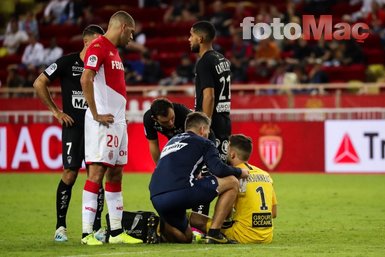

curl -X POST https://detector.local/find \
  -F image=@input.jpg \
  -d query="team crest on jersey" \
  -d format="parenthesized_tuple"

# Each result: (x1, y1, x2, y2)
(45, 63, 57, 76)
(87, 55, 98, 67)
(258, 123, 283, 171)
(67, 156, 72, 164)
(108, 150, 114, 160)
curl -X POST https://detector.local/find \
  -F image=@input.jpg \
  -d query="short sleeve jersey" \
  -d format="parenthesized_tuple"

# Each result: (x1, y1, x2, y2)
(194, 50, 231, 116)
(143, 103, 192, 140)
(83, 36, 127, 124)
(232, 163, 277, 243)
(43, 52, 86, 127)
(149, 132, 241, 197)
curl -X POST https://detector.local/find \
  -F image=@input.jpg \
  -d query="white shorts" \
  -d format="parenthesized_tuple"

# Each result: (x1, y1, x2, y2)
(84, 116, 128, 166)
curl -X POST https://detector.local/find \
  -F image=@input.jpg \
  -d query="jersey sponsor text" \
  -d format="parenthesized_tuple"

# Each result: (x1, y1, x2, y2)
(160, 142, 187, 159)
(216, 102, 230, 113)
(111, 60, 124, 71)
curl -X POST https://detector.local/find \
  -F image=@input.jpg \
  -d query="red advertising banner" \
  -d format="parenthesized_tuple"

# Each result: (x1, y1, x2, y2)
(0, 122, 324, 173)
(1, 94, 385, 112)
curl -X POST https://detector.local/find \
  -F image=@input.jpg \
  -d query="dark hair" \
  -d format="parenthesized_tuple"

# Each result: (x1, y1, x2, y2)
(192, 21, 216, 42)
(150, 98, 173, 117)
(185, 112, 211, 130)
(82, 24, 105, 37)
(229, 134, 252, 161)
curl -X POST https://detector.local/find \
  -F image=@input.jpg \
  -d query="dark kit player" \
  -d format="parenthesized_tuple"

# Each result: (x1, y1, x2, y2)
(188, 20, 232, 216)
(143, 98, 191, 164)
(189, 20, 232, 162)
(33, 25, 106, 242)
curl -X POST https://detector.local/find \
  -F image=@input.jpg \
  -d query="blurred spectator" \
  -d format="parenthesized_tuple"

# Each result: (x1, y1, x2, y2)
(349, 0, 385, 21)
(270, 62, 287, 85)
(80, 6, 105, 29)
(303, 0, 335, 15)
(5, 65, 25, 97)
(21, 34, 44, 69)
(208, 0, 232, 36)
(61, 0, 85, 25)
(19, 11, 39, 38)
(42, 38, 63, 66)
(309, 62, 329, 83)
(324, 40, 364, 67)
(364, 0, 385, 32)
(125, 51, 162, 84)
(1, 18, 29, 56)
(229, 32, 253, 62)
(282, 1, 301, 24)
(229, 2, 254, 35)
(163, 0, 203, 23)
(252, 38, 281, 68)
(141, 51, 163, 84)
(230, 56, 248, 83)
(159, 54, 194, 86)
(43, 0, 69, 24)
(286, 38, 313, 65)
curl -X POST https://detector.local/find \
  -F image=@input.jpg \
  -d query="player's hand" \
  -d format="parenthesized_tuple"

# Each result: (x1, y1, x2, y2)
(95, 114, 114, 127)
(240, 168, 249, 179)
(54, 111, 74, 127)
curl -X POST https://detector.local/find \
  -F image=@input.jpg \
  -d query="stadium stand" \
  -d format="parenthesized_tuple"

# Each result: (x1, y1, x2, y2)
(1, 0, 385, 92)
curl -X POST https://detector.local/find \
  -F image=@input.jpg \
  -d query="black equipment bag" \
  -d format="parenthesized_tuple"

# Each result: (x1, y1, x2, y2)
(106, 211, 160, 244)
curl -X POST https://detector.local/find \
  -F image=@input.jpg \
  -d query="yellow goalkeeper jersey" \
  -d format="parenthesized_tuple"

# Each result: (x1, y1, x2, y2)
(224, 163, 277, 243)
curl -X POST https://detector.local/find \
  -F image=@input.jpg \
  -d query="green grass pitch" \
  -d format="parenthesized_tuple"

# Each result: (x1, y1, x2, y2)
(0, 172, 384, 257)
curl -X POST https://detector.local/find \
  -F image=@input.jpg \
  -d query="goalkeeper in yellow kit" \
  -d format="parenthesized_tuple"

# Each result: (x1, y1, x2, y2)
(190, 134, 277, 243)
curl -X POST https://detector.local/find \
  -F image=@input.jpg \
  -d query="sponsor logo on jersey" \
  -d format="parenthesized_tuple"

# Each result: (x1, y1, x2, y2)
(108, 150, 113, 160)
(72, 65, 83, 75)
(160, 141, 187, 159)
(45, 63, 57, 76)
(259, 123, 282, 170)
(111, 60, 124, 71)
(67, 156, 72, 164)
(216, 102, 230, 113)
(72, 95, 88, 109)
(87, 55, 98, 67)
(252, 213, 272, 227)
(334, 134, 360, 163)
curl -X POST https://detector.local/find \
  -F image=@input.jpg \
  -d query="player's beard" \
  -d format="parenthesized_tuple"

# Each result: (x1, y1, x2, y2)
(191, 43, 200, 53)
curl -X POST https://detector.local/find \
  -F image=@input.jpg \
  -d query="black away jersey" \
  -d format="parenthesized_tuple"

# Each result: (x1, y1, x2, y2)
(143, 103, 192, 140)
(44, 52, 87, 127)
(194, 50, 231, 116)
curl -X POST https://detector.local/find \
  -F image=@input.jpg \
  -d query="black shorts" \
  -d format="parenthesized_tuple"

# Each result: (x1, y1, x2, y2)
(62, 125, 85, 170)
(210, 114, 231, 161)
(151, 176, 219, 233)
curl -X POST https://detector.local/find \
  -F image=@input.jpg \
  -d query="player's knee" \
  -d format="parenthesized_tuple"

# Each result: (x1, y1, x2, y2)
(228, 175, 240, 191)
(62, 168, 78, 185)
